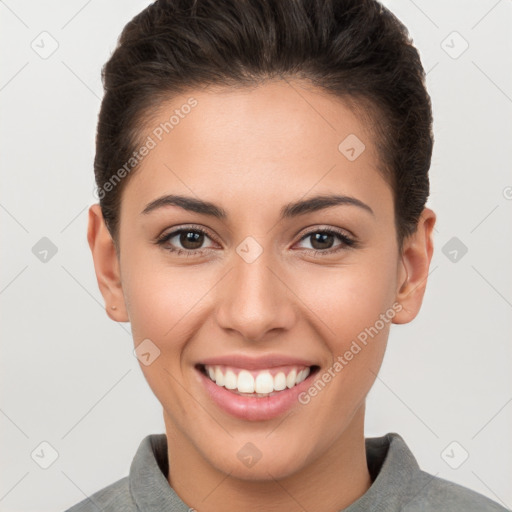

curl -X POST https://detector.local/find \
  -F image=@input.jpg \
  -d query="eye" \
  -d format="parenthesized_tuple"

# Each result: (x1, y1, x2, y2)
(295, 228, 357, 255)
(155, 225, 358, 258)
(155, 226, 217, 256)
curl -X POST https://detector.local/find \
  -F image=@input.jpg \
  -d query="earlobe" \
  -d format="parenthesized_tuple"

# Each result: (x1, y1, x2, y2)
(87, 204, 129, 322)
(392, 207, 436, 325)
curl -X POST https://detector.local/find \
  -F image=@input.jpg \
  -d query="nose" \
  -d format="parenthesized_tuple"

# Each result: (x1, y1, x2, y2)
(215, 248, 297, 342)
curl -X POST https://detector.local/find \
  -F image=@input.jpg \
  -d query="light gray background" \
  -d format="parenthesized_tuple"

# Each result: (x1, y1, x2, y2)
(1, 1, 511, 511)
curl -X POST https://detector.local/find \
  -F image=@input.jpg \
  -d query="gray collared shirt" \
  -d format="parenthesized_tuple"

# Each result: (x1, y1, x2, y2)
(65, 432, 507, 511)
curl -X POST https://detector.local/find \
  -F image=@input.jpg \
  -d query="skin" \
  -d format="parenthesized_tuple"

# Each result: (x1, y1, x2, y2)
(88, 79, 436, 512)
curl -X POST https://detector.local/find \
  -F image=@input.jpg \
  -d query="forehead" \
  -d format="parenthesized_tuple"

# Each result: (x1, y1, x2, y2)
(121, 79, 393, 224)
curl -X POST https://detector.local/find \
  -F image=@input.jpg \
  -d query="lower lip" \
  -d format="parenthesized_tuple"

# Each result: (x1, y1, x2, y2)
(197, 368, 315, 421)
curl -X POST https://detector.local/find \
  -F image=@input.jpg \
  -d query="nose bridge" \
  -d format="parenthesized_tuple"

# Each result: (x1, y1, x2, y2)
(215, 245, 295, 341)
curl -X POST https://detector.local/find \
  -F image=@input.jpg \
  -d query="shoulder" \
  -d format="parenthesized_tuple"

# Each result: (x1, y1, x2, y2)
(403, 469, 508, 512)
(63, 476, 137, 512)
(363, 433, 507, 512)
(63, 433, 170, 512)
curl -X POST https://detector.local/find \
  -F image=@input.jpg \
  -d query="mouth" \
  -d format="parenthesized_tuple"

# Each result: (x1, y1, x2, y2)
(196, 363, 320, 398)
(194, 351, 323, 421)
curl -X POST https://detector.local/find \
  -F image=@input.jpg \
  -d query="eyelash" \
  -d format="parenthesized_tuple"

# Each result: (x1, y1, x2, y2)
(154, 225, 358, 258)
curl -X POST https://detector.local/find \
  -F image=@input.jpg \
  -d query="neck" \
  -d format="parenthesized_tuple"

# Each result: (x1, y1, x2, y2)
(165, 405, 371, 512)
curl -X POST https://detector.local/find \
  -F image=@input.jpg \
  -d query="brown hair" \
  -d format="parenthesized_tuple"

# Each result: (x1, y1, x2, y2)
(94, 0, 433, 251)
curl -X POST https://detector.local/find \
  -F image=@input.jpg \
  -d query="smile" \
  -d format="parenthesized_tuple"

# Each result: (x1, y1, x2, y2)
(196, 359, 320, 421)
(202, 364, 312, 396)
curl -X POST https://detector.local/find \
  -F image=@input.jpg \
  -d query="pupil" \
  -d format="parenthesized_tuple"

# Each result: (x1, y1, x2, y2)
(311, 233, 332, 250)
(177, 231, 334, 251)
(181, 231, 203, 249)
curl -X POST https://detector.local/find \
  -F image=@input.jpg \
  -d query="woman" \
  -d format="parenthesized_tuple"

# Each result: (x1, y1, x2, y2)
(67, 0, 506, 510)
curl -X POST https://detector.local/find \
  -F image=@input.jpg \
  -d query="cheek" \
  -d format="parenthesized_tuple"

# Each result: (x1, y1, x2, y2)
(291, 255, 398, 405)
(125, 268, 204, 344)
(121, 262, 211, 413)
(123, 241, 399, 348)
(294, 256, 398, 344)
(291, 266, 395, 431)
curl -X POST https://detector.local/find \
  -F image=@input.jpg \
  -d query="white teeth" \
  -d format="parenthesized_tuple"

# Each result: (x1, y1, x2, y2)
(204, 365, 311, 395)
(237, 370, 255, 393)
(274, 372, 287, 391)
(224, 369, 237, 390)
(215, 367, 225, 386)
(297, 367, 310, 383)
(254, 372, 274, 394)
(286, 369, 297, 389)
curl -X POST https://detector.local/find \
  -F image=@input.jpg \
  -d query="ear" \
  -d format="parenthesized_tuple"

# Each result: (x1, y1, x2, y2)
(87, 204, 129, 322)
(392, 207, 436, 324)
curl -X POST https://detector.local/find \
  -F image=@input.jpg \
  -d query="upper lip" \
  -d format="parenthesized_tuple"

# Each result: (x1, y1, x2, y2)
(198, 354, 317, 370)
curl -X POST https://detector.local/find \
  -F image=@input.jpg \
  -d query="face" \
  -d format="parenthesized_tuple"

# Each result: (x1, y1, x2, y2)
(89, 79, 435, 482)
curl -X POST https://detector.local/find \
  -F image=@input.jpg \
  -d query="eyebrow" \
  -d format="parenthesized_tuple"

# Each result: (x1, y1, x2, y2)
(141, 193, 374, 219)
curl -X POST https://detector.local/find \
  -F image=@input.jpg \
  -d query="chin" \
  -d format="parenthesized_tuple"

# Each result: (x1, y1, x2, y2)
(202, 433, 313, 482)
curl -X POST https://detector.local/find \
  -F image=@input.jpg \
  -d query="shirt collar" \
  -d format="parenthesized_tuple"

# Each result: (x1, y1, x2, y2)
(344, 432, 420, 511)
(129, 433, 190, 511)
(129, 432, 420, 511)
